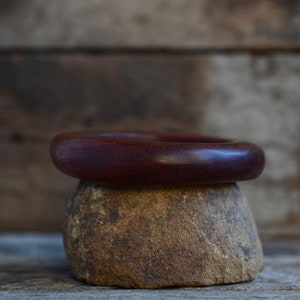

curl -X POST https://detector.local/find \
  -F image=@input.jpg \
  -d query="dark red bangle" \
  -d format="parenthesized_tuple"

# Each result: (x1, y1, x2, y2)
(50, 131, 265, 187)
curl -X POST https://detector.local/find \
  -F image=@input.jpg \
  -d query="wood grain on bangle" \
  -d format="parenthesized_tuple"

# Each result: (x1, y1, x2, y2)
(50, 131, 265, 187)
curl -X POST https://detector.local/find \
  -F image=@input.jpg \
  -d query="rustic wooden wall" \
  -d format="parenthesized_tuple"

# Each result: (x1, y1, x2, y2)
(1, 0, 300, 237)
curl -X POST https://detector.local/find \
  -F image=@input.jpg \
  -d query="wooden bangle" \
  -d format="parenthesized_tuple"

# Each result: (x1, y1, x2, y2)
(50, 131, 265, 187)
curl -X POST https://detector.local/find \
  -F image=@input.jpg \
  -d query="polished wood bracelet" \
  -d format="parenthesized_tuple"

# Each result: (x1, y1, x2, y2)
(50, 131, 265, 187)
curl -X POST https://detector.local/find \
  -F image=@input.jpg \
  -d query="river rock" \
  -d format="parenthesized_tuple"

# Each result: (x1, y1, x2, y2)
(63, 181, 264, 288)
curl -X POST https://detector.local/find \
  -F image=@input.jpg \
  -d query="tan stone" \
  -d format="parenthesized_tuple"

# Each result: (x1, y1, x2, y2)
(63, 181, 264, 288)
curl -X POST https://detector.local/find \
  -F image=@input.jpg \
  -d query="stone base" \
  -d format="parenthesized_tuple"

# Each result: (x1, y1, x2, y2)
(63, 181, 264, 288)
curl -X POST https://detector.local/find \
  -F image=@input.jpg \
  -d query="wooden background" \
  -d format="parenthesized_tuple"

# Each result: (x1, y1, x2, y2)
(1, 0, 300, 237)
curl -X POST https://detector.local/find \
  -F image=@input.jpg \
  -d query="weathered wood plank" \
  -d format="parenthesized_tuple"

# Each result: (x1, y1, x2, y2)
(0, 54, 206, 141)
(1, 54, 300, 233)
(0, 0, 300, 49)
(0, 234, 300, 299)
(0, 143, 74, 231)
(1, 290, 300, 300)
(205, 54, 300, 230)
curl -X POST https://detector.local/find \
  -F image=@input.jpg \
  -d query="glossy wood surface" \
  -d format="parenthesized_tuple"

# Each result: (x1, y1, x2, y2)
(50, 132, 265, 187)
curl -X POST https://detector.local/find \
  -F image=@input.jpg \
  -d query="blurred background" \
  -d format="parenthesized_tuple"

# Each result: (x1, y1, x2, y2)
(0, 0, 300, 240)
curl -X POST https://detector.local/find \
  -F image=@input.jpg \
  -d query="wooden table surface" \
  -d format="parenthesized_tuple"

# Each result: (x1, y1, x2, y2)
(0, 233, 300, 299)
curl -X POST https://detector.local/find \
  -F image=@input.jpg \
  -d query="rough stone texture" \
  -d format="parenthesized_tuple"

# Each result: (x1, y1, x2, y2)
(63, 181, 264, 288)
(1, 0, 300, 49)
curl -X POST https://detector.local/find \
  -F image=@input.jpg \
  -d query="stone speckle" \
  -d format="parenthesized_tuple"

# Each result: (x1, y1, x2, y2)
(63, 181, 264, 288)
